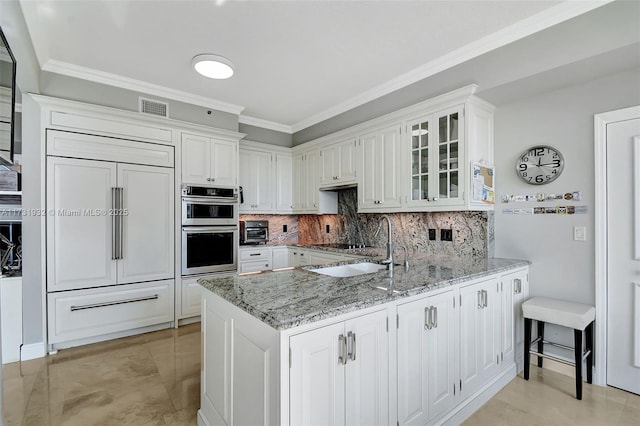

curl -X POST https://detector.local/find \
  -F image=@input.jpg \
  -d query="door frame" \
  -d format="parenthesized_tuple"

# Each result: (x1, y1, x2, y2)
(594, 105, 640, 386)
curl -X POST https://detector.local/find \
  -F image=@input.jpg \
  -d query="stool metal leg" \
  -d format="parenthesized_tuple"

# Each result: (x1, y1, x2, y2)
(586, 321, 594, 384)
(574, 329, 583, 400)
(524, 318, 532, 380)
(537, 321, 545, 368)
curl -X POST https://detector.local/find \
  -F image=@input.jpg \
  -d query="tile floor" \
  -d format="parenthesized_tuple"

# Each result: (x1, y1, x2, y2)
(3, 323, 639, 425)
(2, 323, 200, 426)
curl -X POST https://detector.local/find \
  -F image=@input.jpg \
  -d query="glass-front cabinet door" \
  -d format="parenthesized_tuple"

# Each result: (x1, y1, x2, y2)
(407, 105, 465, 208)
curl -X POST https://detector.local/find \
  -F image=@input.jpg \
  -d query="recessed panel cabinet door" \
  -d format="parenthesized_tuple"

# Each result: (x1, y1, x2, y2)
(344, 310, 389, 426)
(46, 157, 118, 291)
(181, 133, 212, 185)
(426, 291, 455, 421)
(117, 163, 174, 284)
(211, 138, 237, 187)
(290, 323, 346, 426)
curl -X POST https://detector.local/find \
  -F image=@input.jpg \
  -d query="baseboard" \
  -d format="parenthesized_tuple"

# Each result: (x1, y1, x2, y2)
(21, 342, 46, 361)
(439, 364, 517, 426)
(49, 322, 172, 352)
(178, 315, 201, 327)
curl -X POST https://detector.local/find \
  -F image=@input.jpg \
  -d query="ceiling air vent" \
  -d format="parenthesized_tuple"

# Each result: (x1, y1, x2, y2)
(139, 97, 169, 118)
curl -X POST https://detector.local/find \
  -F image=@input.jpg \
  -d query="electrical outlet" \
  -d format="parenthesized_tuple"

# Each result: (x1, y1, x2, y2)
(326, 224, 330, 233)
(282, 224, 287, 233)
(573, 226, 586, 241)
(428, 229, 436, 240)
(441, 229, 453, 242)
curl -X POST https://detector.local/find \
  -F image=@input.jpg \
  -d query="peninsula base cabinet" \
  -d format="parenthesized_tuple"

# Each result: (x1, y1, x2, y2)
(199, 266, 528, 426)
(290, 310, 389, 426)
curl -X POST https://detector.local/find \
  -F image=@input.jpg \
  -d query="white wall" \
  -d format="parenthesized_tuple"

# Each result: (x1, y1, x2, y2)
(494, 68, 640, 345)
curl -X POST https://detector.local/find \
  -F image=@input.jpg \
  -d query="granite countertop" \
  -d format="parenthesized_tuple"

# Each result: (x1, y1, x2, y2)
(199, 254, 529, 331)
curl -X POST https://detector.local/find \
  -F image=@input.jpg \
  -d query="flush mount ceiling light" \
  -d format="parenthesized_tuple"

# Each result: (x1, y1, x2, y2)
(192, 54, 234, 79)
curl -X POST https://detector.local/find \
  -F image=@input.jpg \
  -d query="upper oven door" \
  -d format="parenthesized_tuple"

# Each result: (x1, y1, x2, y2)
(182, 197, 237, 226)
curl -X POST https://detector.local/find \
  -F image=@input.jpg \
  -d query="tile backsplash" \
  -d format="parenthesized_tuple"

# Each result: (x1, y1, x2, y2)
(299, 188, 493, 257)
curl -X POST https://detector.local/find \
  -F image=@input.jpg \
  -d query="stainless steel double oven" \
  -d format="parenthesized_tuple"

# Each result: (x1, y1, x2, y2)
(181, 185, 238, 276)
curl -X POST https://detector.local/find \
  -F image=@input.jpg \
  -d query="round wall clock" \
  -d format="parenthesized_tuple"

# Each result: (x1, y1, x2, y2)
(515, 145, 564, 185)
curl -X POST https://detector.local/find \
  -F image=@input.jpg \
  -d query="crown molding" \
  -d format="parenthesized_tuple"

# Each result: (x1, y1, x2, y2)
(238, 114, 293, 134)
(290, 0, 614, 133)
(41, 59, 246, 116)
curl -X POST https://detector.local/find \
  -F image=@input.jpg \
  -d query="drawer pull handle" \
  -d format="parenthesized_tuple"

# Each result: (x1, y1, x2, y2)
(70, 294, 159, 311)
(249, 253, 261, 256)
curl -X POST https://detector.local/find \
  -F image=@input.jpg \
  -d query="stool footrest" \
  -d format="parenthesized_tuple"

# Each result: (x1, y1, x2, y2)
(529, 339, 574, 352)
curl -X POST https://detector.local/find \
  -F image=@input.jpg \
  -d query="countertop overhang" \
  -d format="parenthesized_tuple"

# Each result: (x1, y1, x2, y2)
(199, 248, 529, 331)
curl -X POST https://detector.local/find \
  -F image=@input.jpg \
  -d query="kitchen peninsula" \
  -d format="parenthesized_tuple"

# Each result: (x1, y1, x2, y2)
(197, 250, 529, 426)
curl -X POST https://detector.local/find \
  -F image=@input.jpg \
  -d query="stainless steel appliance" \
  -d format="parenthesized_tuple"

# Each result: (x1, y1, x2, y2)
(182, 226, 238, 275)
(181, 185, 238, 226)
(240, 220, 269, 245)
(181, 185, 238, 275)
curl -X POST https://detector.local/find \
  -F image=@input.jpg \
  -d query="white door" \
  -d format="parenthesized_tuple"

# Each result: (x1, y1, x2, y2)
(606, 116, 640, 394)
(379, 125, 402, 207)
(426, 291, 455, 421)
(337, 139, 357, 183)
(181, 133, 212, 185)
(275, 154, 293, 212)
(117, 163, 174, 284)
(459, 278, 500, 398)
(320, 144, 338, 185)
(292, 153, 306, 212)
(46, 157, 117, 291)
(344, 310, 389, 426)
(359, 132, 379, 208)
(397, 299, 429, 426)
(306, 150, 321, 211)
(290, 322, 345, 426)
(211, 139, 237, 187)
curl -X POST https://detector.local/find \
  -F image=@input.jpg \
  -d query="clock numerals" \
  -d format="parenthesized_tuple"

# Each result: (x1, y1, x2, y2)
(516, 145, 564, 185)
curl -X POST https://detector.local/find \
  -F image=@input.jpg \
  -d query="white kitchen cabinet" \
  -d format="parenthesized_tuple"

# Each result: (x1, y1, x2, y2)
(239, 148, 273, 212)
(182, 132, 237, 187)
(292, 150, 337, 214)
(290, 309, 389, 426)
(288, 248, 309, 267)
(45, 130, 175, 347)
(397, 290, 456, 425)
(48, 279, 174, 344)
(320, 138, 357, 188)
(358, 124, 402, 212)
(46, 158, 174, 292)
(501, 268, 529, 370)
(180, 276, 203, 318)
(274, 153, 293, 213)
(459, 277, 502, 400)
(404, 96, 494, 212)
(271, 247, 290, 269)
(239, 246, 272, 273)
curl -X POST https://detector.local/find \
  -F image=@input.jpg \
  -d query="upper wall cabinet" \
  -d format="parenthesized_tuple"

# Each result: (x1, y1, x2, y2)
(358, 124, 402, 212)
(239, 148, 273, 212)
(292, 149, 337, 214)
(403, 97, 494, 211)
(238, 142, 293, 214)
(182, 133, 237, 188)
(319, 138, 357, 188)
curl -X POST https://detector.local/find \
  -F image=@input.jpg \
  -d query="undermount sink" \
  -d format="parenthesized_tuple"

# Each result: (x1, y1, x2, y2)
(309, 262, 387, 277)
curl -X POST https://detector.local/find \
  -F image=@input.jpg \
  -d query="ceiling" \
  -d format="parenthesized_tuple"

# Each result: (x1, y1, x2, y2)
(18, 1, 618, 133)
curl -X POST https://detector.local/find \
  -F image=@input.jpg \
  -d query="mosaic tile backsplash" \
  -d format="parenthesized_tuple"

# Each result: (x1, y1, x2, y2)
(298, 189, 492, 258)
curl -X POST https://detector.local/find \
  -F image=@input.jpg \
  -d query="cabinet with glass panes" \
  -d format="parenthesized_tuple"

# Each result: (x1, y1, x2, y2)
(404, 95, 494, 211)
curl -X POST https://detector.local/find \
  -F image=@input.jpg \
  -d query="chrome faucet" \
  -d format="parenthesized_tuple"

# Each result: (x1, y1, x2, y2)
(397, 245, 410, 271)
(374, 215, 394, 272)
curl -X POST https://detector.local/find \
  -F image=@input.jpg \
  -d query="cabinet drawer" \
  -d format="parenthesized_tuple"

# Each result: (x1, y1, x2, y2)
(48, 280, 174, 344)
(240, 261, 272, 273)
(239, 247, 271, 262)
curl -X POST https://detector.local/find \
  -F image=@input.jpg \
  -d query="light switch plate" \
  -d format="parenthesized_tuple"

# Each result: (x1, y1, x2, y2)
(573, 226, 586, 241)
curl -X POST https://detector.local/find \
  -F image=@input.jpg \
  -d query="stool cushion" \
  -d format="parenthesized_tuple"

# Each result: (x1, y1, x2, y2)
(522, 297, 595, 330)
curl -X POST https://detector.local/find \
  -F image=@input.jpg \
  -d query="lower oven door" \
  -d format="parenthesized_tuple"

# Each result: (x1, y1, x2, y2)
(182, 226, 238, 276)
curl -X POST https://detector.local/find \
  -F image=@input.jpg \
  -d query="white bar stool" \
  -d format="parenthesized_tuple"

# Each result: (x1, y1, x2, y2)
(522, 297, 595, 400)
